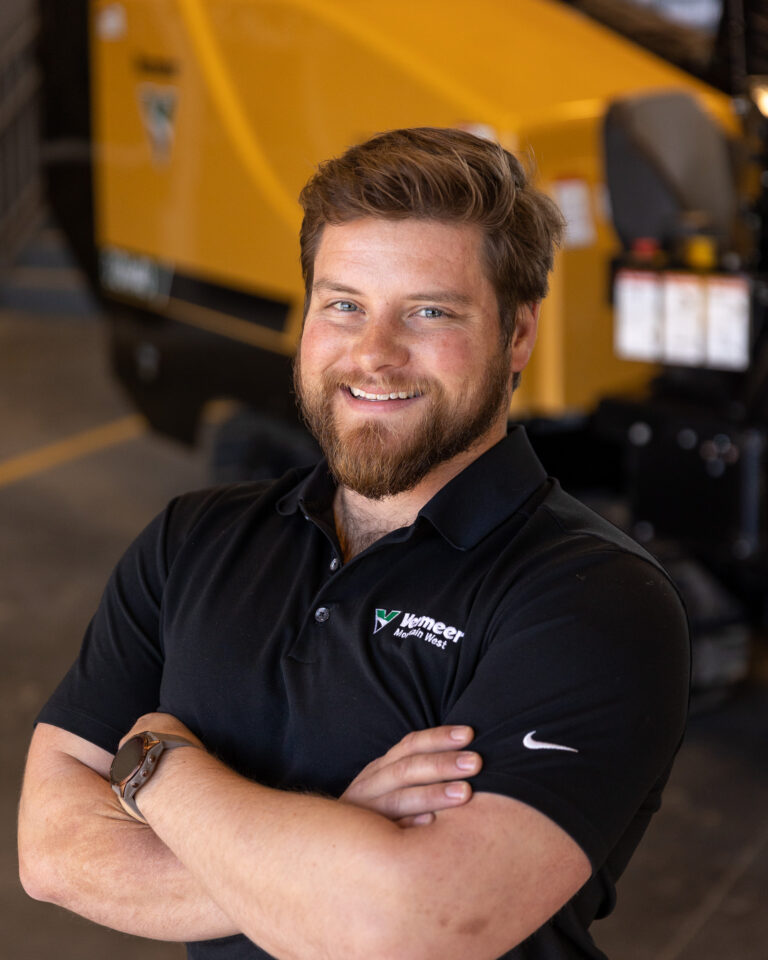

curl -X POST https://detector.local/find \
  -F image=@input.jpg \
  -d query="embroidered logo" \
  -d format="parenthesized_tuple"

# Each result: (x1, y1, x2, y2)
(373, 609, 401, 634)
(522, 730, 579, 754)
(373, 607, 466, 651)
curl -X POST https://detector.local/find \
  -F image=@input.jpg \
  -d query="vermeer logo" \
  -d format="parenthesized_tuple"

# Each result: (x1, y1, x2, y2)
(137, 83, 178, 166)
(373, 607, 465, 651)
(373, 609, 401, 634)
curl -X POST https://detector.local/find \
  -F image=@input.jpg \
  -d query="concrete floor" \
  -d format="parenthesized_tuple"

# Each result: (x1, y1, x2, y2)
(2, 244, 768, 958)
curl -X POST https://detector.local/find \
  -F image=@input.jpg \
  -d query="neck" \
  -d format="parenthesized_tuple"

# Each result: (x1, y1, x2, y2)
(334, 490, 412, 561)
(333, 432, 504, 560)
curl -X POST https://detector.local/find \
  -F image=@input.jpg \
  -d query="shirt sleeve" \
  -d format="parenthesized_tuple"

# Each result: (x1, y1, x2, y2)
(443, 539, 690, 871)
(35, 489, 223, 753)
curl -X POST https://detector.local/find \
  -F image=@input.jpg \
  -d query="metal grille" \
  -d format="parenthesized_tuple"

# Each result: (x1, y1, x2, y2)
(0, 4, 40, 268)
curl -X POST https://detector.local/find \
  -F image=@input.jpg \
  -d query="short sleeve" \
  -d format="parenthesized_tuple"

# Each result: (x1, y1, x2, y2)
(444, 542, 690, 871)
(35, 489, 223, 752)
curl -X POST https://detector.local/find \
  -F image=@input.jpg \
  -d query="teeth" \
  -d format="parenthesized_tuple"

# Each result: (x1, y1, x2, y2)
(349, 386, 419, 401)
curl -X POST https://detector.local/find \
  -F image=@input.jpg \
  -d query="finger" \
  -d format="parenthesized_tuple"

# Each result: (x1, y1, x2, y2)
(369, 779, 474, 820)
(387, 726, 474, 763)
(357, 726, 475, 780)
(343, 748, 481, 806)
(352, 748, 482, 801)
(397, 812, 435, 828)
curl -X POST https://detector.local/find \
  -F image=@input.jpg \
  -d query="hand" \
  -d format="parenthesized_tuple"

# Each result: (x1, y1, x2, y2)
(118, 712, 205, 750)
(340, 725, 482, 828)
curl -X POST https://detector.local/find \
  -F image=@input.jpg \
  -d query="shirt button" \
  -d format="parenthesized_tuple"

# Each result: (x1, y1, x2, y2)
(329, 557, 340, 572)
(314, 606, 330, 623)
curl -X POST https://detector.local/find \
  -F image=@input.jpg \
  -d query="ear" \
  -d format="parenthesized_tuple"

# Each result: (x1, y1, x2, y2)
(510, 302, 540, 372)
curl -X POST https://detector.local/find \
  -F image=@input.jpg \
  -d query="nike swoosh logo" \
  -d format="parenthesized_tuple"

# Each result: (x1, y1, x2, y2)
(523, 730, 579, 753)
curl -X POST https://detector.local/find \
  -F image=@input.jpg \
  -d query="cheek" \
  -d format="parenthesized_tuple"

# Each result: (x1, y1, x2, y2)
(427, 333, 477, 381)
(298, 324, 340, 376)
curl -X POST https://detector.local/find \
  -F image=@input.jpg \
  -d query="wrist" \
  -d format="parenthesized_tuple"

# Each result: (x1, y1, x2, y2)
(134, 743, 200, 820)
(110, 731, 201, 824)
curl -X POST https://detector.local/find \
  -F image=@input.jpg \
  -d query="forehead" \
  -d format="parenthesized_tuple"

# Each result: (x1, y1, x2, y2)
(312, 218, 493, 293)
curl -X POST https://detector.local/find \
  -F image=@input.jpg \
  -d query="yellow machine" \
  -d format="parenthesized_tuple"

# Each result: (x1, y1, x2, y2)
(86, 0, 737, 418)
(40, 0, 768, 679)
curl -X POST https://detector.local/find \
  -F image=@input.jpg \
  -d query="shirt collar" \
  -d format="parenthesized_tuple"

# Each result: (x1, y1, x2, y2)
(276, 426, 548, 550)
(418, 426, 548, 548)
(276, 460, 336, 520)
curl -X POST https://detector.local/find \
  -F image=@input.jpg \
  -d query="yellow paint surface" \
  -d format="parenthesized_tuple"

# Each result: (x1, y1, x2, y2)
(90, 0, 735, 415)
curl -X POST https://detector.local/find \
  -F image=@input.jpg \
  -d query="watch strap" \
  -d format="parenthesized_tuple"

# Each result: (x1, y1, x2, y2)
(112, 731, 198, 823)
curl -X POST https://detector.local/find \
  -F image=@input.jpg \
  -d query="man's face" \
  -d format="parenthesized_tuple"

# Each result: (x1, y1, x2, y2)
(295, 217, 536, 499)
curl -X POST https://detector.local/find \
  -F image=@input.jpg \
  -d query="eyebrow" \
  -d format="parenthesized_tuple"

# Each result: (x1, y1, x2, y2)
(312, 279, 474, 306)
(407, 291, 474, 307)
(312, 280, 363, 296)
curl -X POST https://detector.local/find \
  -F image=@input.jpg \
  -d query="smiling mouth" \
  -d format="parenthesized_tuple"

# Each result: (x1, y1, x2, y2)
(347, 386, 421, 401)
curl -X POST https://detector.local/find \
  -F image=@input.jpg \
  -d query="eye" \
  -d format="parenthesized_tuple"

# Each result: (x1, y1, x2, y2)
(332, 300, 358, 312)
(416, 307, 445, 319)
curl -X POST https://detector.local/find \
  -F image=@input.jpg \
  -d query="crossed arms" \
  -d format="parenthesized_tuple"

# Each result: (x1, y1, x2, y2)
(19, 714, 589, 960)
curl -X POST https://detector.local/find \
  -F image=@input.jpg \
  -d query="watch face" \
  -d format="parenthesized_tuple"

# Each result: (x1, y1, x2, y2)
(110, 734, 147, 784)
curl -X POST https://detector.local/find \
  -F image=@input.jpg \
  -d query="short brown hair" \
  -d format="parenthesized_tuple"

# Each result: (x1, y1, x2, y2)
(298, 127, 564, 344)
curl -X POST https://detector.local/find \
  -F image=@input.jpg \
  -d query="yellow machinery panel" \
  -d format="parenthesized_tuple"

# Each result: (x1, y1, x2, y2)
(90, 0, 737, 415)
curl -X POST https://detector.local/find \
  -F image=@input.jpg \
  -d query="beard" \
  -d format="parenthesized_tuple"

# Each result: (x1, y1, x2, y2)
(294, 349, 513, 500)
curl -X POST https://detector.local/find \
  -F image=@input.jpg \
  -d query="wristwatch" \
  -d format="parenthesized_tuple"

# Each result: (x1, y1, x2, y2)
(110, 731, 198, 823)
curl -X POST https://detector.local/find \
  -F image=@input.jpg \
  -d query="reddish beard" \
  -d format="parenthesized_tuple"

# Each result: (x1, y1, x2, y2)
(294, 351, 513, 500)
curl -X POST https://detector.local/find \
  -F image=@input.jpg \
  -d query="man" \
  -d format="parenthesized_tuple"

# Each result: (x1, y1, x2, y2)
(19, 128, 689, 959)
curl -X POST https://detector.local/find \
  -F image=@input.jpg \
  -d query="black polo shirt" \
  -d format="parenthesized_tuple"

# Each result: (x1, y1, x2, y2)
(38, 427, 690, 960)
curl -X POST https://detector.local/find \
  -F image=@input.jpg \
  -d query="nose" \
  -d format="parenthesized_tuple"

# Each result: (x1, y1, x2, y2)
(351, 313, 410, 373)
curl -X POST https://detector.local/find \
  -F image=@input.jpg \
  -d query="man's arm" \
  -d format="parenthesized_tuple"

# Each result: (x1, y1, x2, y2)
(18, 721, 482, 941)
(124, 713, 591, 960)
(17, 722, 237, 941)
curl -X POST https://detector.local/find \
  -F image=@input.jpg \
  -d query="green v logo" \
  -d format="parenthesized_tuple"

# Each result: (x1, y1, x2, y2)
(373, 609, 401, 634)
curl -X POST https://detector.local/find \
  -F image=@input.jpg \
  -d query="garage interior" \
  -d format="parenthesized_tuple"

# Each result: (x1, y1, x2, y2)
(3, 1, 768, 958)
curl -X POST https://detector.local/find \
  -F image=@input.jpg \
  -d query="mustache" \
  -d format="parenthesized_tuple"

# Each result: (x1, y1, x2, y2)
(323, 373, 434, 395)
